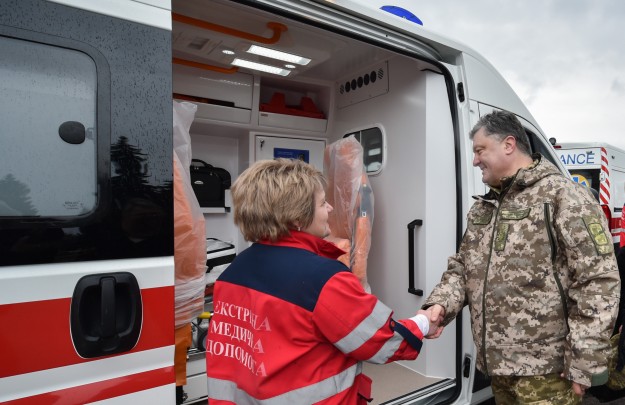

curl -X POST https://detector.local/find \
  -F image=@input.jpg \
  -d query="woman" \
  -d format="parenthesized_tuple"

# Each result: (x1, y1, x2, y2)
(206, 158, 434, 404)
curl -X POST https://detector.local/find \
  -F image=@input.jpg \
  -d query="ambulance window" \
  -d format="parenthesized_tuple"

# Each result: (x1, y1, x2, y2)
(569, 169, 600, 197)
(343, 127, 384, 174)
(0, 35, 97, 218)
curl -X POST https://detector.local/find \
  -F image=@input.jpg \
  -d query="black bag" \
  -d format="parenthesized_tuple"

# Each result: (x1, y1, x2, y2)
(190, 159, 231, 207)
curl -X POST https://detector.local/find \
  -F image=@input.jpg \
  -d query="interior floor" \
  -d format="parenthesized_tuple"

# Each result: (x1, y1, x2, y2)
(363, 362, 442, 404)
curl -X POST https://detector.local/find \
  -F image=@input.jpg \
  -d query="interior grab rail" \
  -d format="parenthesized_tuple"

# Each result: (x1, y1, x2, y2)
(407, 219, 423, 296)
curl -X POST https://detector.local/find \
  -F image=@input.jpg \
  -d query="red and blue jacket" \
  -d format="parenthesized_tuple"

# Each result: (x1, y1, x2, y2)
(206, 231, 424, 404)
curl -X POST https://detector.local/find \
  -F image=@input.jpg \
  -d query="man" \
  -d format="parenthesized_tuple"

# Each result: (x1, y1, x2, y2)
(423, 110, 620, 404)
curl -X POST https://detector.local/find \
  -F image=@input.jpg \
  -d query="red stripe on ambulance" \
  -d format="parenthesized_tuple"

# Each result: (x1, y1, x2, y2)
(599, 147, 611, 206)
(611, 217, 621, 237)
(0, 286, 174, 378)
(2, 366, 174, 405)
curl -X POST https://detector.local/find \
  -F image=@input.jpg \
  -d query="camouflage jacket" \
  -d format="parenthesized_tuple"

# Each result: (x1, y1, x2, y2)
(424, 155, 620, 387)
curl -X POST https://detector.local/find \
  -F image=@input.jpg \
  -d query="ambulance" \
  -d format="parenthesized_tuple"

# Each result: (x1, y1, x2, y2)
(0, 0, 569, 404)
(553, 142, 625, 251)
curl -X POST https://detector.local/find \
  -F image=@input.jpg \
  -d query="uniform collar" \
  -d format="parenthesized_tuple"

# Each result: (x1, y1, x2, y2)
(258, 230, 347, 260)
(482, 153, 546, 200)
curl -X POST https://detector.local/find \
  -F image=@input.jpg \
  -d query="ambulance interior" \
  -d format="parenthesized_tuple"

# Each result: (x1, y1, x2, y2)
(172, 0, 460, 402)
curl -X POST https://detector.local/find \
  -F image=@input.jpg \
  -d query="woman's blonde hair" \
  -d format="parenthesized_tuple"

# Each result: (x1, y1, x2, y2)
(231, 158, 326, 242)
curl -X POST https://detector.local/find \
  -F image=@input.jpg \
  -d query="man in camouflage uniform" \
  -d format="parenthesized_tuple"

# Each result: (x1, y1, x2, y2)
(423, 110, 620, 404)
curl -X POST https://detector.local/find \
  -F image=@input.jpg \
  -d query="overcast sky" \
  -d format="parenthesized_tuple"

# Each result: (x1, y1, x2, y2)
(366, 0, 625, 151)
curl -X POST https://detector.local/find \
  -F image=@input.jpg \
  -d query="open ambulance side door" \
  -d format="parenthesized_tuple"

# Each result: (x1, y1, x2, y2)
(0, 1, 175, 403)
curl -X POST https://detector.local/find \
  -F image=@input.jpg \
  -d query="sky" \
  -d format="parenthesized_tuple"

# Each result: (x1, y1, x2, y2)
(365, 0, 625, 151)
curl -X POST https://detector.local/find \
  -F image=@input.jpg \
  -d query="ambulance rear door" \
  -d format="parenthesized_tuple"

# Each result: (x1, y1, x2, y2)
(554, 146, 602, 192)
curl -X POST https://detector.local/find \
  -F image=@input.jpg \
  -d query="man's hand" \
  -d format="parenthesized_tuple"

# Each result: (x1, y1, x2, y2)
(422, 305, 445, 339)
(571, 382, 587, 396)
(560, 373, 588, 397)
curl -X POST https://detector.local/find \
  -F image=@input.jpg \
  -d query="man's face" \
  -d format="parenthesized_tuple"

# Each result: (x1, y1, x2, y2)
(472, 128, 509, 188)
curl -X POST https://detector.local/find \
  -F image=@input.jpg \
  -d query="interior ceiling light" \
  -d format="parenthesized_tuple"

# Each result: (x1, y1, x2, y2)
(232, 58, 291, 76)
(246, 45, 311, 65)
(284, 64, 296, 69)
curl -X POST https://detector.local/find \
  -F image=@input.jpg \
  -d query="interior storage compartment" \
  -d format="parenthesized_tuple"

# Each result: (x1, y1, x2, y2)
(187, 123, 247, 249)
(258, 77, 331, 132)
(173, 64, 254, 124)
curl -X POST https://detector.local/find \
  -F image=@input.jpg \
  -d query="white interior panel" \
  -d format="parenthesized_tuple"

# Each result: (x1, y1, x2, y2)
(253, 134, 326, 170)
(332, 57, 456, 379)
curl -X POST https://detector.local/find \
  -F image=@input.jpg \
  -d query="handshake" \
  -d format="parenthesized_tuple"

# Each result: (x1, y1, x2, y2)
(415, 304, 445, 339)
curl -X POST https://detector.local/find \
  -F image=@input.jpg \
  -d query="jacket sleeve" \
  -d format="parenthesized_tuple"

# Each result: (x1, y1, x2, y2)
(555, 196, 620, 387)
(423, 200, 490, 325)
(312, 271, 423, 364)
(423, 251, 468, 326)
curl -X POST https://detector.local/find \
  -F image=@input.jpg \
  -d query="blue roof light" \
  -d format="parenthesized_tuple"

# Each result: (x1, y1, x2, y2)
(380, 5, 423, 25)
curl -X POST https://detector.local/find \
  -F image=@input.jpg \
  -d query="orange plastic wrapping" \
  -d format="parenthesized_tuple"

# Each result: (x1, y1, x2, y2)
(174, 324, 193, 386)
(173, 101, 207, 329)
(324, 136, 374, 291)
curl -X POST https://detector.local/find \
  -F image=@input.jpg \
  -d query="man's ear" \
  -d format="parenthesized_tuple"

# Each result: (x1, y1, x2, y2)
(503, 135, 516, 154)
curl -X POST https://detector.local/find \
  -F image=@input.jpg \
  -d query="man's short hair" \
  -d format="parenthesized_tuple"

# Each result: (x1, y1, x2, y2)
(469, 110, 532, 156)
(231, 158, 326, 242)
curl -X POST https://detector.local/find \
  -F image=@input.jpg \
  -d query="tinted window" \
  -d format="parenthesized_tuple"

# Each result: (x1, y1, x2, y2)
(0, 36, 97, 217)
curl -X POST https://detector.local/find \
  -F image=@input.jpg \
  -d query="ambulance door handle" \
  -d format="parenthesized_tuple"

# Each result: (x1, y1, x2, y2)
(100, 276, 116, 338)
(407, 219, 423, 296)
(71, 272, 142, 358)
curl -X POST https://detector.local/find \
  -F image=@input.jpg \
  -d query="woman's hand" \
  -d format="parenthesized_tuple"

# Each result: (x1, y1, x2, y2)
(422, 305, 445, 339)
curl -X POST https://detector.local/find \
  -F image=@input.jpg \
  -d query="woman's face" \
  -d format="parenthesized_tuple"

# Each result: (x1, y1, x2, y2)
(302, 189, 333, 238)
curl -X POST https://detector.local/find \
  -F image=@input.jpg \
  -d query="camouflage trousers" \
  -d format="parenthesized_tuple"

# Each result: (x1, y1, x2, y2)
(490, 374, 582, 405)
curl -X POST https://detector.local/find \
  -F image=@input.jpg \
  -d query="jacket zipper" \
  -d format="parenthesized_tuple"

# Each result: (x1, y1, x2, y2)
(544, 202, 569, 326)
(544, 202, 557, 263)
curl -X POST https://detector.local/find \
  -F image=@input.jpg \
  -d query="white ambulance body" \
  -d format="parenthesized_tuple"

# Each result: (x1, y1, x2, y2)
(554, 142, 625, 249)
(0, 0, 568, 404)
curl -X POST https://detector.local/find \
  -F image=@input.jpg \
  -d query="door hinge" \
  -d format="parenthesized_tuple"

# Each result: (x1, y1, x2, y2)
(463, 355, 472, 378)
(457, 82, 465, 102)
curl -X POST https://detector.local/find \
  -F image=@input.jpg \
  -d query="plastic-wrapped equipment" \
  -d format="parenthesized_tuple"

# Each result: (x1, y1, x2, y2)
(324, 136, 374, 291)
(173, 100, 207, 328)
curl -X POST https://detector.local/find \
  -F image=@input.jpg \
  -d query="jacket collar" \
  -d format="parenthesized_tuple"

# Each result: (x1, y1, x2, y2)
(480, 153, 560, 201)
(258, 230, 347, 260)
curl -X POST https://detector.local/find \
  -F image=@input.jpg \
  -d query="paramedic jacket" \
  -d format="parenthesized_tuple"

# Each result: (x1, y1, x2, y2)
(206, 231, 424, 404)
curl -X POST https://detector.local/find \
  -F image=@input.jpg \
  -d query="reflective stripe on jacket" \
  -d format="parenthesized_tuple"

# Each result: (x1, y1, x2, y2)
(207, 231, 423, 404)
